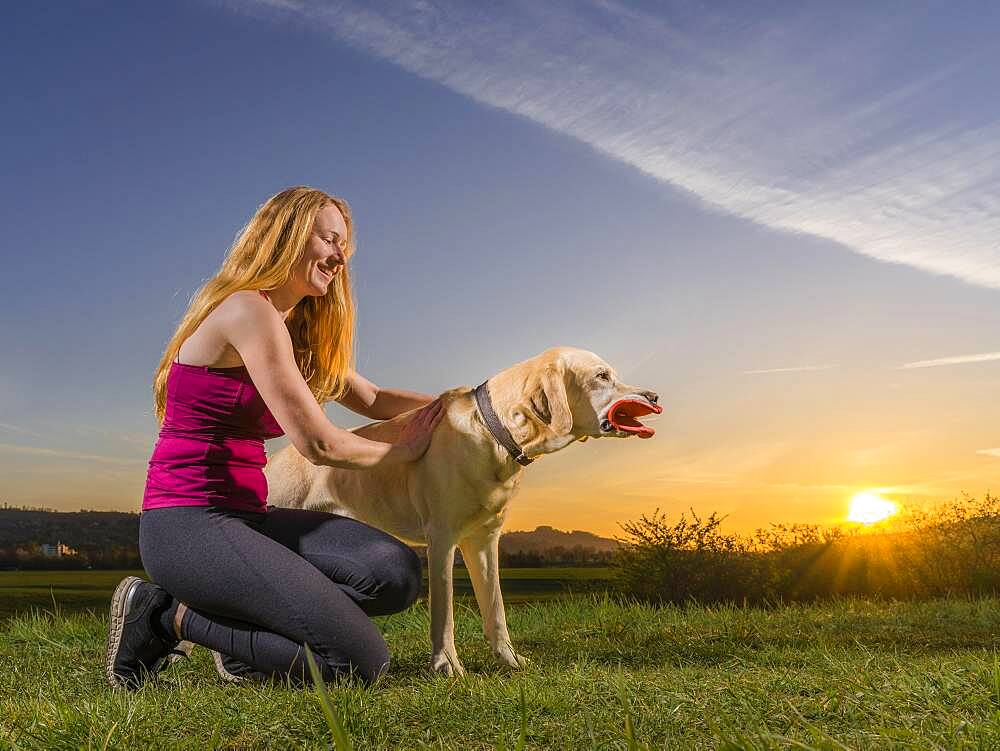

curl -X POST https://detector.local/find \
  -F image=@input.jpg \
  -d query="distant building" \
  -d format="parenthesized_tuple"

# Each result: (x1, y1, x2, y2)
(39, 541, 77, 558)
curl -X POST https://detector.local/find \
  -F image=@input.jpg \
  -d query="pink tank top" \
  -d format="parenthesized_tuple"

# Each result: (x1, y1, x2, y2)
(141, 291, 285, 513)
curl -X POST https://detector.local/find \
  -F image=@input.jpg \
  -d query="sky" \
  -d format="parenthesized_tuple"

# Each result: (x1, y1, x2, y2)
(1, 0, 998, 536)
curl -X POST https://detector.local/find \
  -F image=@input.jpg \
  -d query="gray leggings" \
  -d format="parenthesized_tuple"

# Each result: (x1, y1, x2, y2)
(138, 505, 421, 684)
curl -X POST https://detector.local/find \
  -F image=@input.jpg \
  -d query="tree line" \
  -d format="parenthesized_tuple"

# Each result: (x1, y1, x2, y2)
(0, 506, 618, 569)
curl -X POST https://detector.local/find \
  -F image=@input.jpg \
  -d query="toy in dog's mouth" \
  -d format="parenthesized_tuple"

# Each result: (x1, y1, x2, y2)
(605, 398, 662, 439)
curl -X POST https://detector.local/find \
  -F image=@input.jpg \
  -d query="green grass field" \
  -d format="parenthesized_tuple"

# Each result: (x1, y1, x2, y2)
(2, 571, 999, 749)
(0, 568, 615, 622)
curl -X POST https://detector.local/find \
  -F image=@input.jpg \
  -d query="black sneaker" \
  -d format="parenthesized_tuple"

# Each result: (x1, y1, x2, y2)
(105, 576, 180, 690)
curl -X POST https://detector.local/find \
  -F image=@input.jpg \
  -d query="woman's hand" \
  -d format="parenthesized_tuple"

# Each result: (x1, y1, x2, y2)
(396, 396, 446, 462)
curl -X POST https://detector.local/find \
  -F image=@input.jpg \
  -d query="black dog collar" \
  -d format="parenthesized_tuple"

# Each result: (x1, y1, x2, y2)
(473, 380, 534, 466)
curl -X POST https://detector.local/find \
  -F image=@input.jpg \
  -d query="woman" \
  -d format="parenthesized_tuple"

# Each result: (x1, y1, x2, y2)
(106, 186, 445, 690)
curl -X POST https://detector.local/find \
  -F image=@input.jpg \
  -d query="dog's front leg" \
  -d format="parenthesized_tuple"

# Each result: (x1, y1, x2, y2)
(459, 527, 528, 670)
(426, 536, 465, 676)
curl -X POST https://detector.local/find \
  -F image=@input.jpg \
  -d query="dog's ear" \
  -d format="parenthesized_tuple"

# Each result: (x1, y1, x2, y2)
(532, 363, 573, 436)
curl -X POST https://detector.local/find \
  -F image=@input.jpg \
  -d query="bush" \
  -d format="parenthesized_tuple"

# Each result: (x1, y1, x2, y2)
(613, 508, 761, 604)
(613, 493, 1000, 605)
(892, 491, 1000, 597)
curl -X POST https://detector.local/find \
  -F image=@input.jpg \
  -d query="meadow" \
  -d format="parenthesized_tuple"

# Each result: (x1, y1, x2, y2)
(1, 569, 999, 749)
(0, 568, 614, 622)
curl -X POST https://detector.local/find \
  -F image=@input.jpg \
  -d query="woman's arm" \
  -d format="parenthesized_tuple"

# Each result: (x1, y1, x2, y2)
(221, 293, 433, 468)
(338, 369, 435, 420)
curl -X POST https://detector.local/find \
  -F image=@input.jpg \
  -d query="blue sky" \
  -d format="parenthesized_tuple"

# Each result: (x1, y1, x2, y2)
(1, 0, 998, 533)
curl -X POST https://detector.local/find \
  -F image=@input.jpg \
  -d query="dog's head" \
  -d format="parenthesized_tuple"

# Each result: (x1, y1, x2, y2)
(511, 346, 661, 457)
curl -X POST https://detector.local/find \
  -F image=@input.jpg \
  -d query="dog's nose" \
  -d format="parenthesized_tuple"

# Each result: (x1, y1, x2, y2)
(645, 391, 659, 405)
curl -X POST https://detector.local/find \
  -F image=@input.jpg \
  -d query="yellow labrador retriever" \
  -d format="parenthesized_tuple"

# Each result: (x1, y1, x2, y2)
(265, 346, 661, 675)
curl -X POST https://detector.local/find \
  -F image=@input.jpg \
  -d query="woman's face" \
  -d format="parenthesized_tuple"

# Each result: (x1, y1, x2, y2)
(294, 203, 349, 297)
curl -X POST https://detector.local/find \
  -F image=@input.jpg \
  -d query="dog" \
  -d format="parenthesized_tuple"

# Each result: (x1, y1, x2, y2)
(265, 346, 661, 675)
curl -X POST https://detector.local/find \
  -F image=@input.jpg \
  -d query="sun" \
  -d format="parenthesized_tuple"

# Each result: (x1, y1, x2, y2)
(847, 492, 898, 525)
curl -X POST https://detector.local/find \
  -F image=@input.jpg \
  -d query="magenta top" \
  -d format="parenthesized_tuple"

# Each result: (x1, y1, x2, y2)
(141, 292, 285, 513)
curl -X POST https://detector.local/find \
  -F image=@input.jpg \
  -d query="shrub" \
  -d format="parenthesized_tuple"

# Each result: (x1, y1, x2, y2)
(613, 508, 761, 604)
(613, 493, 1000, 605)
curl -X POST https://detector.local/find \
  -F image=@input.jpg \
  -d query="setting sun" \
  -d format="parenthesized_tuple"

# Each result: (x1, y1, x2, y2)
(847, 493, 898, 525)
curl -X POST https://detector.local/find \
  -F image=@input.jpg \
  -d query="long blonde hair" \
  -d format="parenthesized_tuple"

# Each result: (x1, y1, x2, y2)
(152, 186, 357, 425)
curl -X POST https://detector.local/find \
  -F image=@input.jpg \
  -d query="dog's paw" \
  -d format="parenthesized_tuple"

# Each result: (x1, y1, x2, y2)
(493, 646, 530, 670)
(428, 651, 466, 677)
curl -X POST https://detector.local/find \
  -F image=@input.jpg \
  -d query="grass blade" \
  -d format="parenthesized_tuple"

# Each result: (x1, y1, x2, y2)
(515, 683, 527, 751)
(304, 644, 354, 751)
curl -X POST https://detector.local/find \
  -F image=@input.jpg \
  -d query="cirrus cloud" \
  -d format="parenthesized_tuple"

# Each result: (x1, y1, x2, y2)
(226, 0, 1000, 289)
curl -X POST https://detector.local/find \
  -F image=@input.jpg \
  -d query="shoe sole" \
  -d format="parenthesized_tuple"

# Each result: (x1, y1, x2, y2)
(211, 649, 246, 683)
(105, 575, 143, 690)
(167, 640, 194, 664)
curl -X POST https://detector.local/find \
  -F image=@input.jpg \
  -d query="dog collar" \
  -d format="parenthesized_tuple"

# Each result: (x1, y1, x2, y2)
(473, 380, 534, 466)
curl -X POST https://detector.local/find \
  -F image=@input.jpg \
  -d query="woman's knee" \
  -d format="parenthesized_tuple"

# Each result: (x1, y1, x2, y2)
(369, 541, 422, 615)
(309, 640, 390, 686)
(353, 643, 391, 685)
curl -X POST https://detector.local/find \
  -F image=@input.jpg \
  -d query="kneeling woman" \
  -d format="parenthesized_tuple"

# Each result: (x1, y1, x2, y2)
(106, 186, 445, 689)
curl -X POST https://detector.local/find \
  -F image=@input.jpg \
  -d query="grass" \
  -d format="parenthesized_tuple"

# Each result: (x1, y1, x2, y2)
(0, 570, 150, 621)
(2, 592, 1000, 749)
(0, 568, 615, 621)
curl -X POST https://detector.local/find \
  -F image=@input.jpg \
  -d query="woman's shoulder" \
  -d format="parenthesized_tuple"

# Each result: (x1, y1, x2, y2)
(215, 290, 270, 317)
(213, 291, 294, 367)
(208, 290, 278, 334)
(222, 289, 268, 305)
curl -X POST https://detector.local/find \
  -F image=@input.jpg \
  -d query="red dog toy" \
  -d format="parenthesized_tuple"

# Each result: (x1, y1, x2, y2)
(606, 398, 662, 439)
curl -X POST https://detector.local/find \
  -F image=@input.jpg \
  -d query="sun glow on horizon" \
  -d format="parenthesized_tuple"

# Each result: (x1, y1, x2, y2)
(847, 492, 898, 525)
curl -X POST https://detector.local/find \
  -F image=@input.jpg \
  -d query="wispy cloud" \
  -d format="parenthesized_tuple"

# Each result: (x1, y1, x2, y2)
(0, 442, 144, 466)
(899, 351, 1000, 369)
(230, 0, 1000, 289)
(0, 422, 42, 438)
(23, 420, 155, 448)
(977, 448, 1000, 458)
(743, 365, 832, 375)
(66, 424, 153, 447)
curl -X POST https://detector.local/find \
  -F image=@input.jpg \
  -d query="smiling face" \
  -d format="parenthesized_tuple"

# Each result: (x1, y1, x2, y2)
(293, 203, 349, 297)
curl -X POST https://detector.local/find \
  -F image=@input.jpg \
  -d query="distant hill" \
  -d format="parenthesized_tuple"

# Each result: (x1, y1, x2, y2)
(0, 507, 139, 549)
(0, 509, 618, 550)
(0, 507, 142, 568)
(0, 508, 618, 567)
(500, 526, 619, 554)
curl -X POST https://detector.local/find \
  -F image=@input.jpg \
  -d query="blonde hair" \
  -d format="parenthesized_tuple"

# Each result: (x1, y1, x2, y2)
(152, 186, 357, 425)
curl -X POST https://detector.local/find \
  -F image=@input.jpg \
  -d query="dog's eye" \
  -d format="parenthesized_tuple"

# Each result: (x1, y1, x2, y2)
(596, 371, 611, 382)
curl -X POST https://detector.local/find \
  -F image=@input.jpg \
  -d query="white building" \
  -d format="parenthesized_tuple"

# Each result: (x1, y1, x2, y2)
(39, 542, 77, 558)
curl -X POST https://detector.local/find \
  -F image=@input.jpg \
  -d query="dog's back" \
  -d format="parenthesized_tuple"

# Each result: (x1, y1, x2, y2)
(264, 387, 491, 543)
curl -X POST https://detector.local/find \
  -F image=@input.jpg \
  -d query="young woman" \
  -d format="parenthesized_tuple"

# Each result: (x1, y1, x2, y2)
(106, 186, 445, 689)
